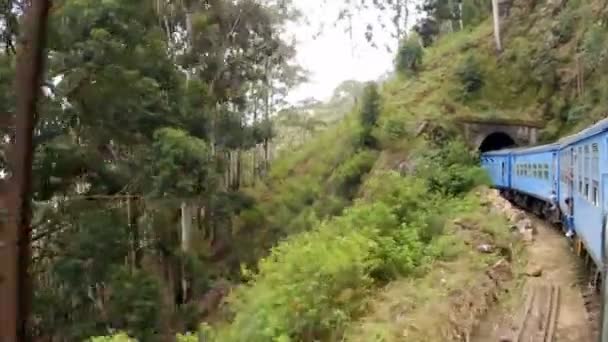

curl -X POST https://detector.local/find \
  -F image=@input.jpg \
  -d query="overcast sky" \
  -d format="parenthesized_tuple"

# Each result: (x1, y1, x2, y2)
(285, 1, 399, 104)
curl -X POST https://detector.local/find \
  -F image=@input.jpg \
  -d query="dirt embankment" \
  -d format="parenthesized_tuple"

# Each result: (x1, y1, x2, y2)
(472, 191, 592, 342)
(345, 189, 526, 341)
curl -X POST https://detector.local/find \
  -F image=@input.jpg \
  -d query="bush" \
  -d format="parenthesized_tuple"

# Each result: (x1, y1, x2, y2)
(87, 333, 136, 342)
(417, 140, 490, 195)
(107, 268, 163, 341)
(583, 24, 608, 71)
(211, 139, 490, 341)
(381, 117, 408, 142)
(329, 150, 378, 199)
(395, 35, 424, 75)
(553, 10, 575, 44)
(456, 55, 484, 98)
(363, 171, 436, 222)
(87, 332, 198, 342)
(359, 82, 381, 148)
(176, 332, 198, 342)
(216, 191, 438, 341)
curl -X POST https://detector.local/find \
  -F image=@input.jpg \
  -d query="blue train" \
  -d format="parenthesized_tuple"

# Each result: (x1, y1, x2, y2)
(481, 118, 608, 269)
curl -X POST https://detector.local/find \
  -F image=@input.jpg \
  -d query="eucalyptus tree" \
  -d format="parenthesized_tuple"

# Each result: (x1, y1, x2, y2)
(0, 0, 305, 339)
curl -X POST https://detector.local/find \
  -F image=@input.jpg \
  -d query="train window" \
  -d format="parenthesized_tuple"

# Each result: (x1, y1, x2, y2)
(578, 146, 583, 193)
(585, 145, 590, 177)
(544, 164, 549, 180)
(592, 143, 599, 182)
(593, 180, 599, 206)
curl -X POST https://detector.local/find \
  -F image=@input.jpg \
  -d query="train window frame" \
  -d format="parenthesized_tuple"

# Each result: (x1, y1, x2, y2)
(585, 144, 591, 201)
(592, 143, 599, 181)
(593, 180, 599, 206)
(577, 146, 583, 194)
(544, 164, 549, 180)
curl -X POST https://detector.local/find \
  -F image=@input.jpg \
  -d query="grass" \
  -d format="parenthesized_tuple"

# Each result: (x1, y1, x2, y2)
(343, 190, 527, 342)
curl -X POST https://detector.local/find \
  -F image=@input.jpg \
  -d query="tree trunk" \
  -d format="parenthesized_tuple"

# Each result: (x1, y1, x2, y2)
(127, 197, 141, 270)
(236, 148, 242, 190)
(458, 2, 464, 30)
(180, 202, 192, 303)
(492, 0, 502, 52)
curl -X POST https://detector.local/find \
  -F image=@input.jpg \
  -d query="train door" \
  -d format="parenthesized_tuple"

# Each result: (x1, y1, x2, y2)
(568, 147, 574, 205)
(501, 161, 506, 186)
(552, 152, 558, 194)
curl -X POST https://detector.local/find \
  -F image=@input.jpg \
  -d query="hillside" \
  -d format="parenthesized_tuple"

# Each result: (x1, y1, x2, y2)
(381, 0, 608, 145)
(7, 0, 607, 340)
(197, 0, 608, 339)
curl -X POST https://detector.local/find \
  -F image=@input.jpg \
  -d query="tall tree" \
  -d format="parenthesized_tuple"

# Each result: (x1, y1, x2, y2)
(0, 0, 304, 339)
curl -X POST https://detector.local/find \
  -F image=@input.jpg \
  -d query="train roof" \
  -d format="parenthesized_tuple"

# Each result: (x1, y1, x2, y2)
(509, 143, 559, 155)
(558, 117, 608, 146)
(481, 149, 511, 156)
(481, 143, 559, 156)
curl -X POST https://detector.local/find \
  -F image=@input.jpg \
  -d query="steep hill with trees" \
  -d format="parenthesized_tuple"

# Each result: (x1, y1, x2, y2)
(3, 0, 608, 340)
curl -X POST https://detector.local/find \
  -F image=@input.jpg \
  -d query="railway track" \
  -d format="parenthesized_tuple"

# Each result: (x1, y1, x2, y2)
(513, 283, 560, 342)
(581, 286, 600, 341)
(578, 268, 602, 341)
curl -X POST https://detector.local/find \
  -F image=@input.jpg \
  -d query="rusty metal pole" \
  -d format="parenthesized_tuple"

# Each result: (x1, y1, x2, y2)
(0, 1, 51, 341)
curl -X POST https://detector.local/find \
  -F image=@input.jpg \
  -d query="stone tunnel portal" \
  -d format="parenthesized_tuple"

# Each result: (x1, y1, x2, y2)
(478, 131, 516, 152)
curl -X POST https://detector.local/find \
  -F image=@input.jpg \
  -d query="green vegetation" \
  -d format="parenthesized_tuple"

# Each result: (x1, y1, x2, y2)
(211, 141, 489, 340)
(5, 0, 608, 339)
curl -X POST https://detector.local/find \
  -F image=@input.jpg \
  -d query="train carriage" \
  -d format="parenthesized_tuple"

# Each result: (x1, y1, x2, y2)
(509, 143, 559, 204)
(557, 118, 608, 266)
(481, 118, 608, 270)
(480, 149, 512, 189)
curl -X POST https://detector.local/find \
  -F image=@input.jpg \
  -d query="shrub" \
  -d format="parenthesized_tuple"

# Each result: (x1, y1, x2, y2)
(381, 117, 408, 142)
(329, 150, 378, 199)
(417, 140, 490, 195)
(363, 171, 436, 222)
(395, 35, 424, 75)
(87, 333, 136, 342)
(211, 140, 490, 341)
(359, 82, 381, 148)
(88, 332, 198, 342)
(107, 268, 163, 341)
(176, 332, 198, 342)
(583, 24, 608, 71)
(456, 55, 484, 98)
(215, 198, 437, 341)
(553, 10, 575, 44)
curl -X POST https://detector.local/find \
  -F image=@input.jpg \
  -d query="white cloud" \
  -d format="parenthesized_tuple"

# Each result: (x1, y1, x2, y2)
(285, 0, 398, 104)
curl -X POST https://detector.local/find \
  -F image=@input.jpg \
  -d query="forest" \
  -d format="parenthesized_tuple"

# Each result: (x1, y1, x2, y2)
(2, 0, 608, 340)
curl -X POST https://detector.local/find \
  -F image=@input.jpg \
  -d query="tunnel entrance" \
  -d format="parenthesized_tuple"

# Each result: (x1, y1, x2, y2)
(479, 132, 516, 152)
